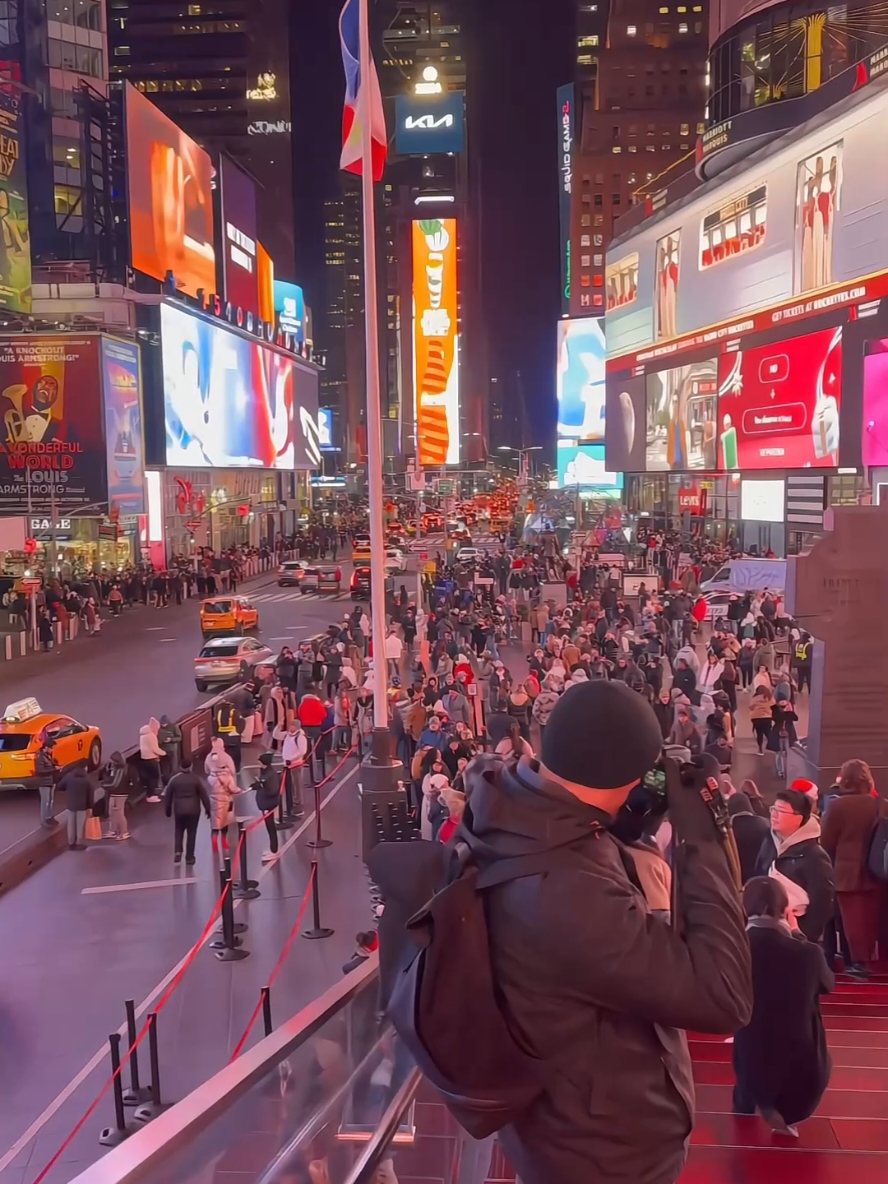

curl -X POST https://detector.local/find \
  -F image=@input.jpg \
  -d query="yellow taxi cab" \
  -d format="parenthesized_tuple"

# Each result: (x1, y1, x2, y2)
(0, 698, 102, 791)
(199, 595, 260, 638)
(352, 533, 372, 562)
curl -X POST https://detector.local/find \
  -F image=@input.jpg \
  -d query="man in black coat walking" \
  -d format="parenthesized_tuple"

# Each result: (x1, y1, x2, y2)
(753, 789, 835, 942)
(163, 758, 211, 865)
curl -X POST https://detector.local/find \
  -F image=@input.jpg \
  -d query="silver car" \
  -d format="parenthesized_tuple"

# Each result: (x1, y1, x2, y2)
(194, 637, 275, 692)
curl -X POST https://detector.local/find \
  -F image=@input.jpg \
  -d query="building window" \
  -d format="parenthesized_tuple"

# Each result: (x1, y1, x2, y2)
(52, 139, 81, 170)
(680, 123, 689, 136)
(593, 274, 603, 286)
(577, 35, 599, 46)
(612, 193, 621, 205)
(581, 294, 591, 307)
(593, 235, 603, 246)
(659, 5, 668, 10)
(581, 214, 591, 227)
(580, 235, 591, 246)
(612, 146, 622, 153)
(594, 215, 604, 225)
(114, 46, 130, 55)
(580, 274, 591, 287)
(47, 0, 102, 31)
(54, 183, 81, 217)
(581, 254, 591, 267)
(678, 22, 688, 32)
(593, 253, 603, 265)
(628, 145, 637, 152)
(627, 24, 637, 34)
(594, 194, 603, 207)
(595, 172, 604, 183)
(593, 294, 604, 307)
(697, 122, 705, 134)
(188, 3, 201, 11)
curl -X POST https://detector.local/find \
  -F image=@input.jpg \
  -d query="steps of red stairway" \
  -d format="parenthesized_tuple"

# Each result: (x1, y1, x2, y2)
(691, 1112, 840, 1149)
(693, 1061, 888, 1090)
(680, 1147, 888, 1184)
(689, 1040, 888, 1068)
(822, 1014, 888, 1031)
(821, 1003, 888, 1017)
(695, 1082, 888, 1119)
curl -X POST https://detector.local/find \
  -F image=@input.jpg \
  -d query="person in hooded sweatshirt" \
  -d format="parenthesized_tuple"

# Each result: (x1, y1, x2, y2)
(101, 750, 135, 840)
(733, 876, 834, 1137)
(728, 792, 771, 883)
(413, 680, 752, 1184)
(139, 717, 166, 803)
(753, 789, 835, 943)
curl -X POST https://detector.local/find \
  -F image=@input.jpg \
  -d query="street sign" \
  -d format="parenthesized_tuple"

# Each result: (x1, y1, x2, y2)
(186, 519, 202, 531)
(438, 480, 454, 495)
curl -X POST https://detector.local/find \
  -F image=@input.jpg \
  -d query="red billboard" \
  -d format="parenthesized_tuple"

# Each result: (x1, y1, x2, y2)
(125, 84, 216, 299)
(0, 336, 107, 510)
(717, 326, 842, 470)
(219, 155, 259, 314)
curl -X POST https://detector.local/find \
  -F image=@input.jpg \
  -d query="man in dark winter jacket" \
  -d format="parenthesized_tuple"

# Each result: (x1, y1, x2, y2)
(163, 758, 211, 865)
(58, 764, 93, 849)
(459, 682, 752, 1184)
(35, 740, 58, 827)
(753, 789, 834, 942)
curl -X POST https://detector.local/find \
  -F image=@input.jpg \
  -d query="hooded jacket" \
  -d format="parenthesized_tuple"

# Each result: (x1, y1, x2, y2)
(458, 757, 751, 1184)
(58, 765, 93, 813)
(101, 751, 133, 796)
(531, 688, 561, 728)
(139, 719, 165, 761)
(753, 818, 835, 942)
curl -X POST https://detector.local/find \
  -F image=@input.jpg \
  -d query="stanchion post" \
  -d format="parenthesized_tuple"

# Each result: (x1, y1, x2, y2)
(302, 860, 333, 940)
(133, 1013, 169, 1124)
(306, 779, 331, 849)
(232, 820, 260, 900)
(276, 769, 294, 831)
(282, 764, 297, 823)
(211, 866, 250, 961)
(216, 859, 247, 934)
(98, 1033, 135, 1145)
(261, 986, 273, 1037)
(121, 999, 151, 1105)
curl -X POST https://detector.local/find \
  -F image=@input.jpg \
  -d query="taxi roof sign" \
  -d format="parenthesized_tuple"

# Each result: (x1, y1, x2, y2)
(2, 697, 42, 724)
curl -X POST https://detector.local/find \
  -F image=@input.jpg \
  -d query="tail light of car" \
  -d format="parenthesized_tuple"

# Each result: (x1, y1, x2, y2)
(350, 570, 359, 589)
(335, 569, 342, 582)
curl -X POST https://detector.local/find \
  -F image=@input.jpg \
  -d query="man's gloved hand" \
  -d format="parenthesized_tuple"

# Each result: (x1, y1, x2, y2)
(664, 753, 727, 844)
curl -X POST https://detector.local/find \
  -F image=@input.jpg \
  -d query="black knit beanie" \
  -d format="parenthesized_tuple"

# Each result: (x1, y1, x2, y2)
(541, 680, 663, 790)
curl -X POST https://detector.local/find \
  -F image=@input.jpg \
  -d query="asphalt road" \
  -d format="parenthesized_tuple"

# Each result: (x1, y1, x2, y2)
(0, 565, 380, 848)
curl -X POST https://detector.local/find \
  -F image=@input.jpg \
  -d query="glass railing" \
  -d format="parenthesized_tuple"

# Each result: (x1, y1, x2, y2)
(72, 957, 423, 1184)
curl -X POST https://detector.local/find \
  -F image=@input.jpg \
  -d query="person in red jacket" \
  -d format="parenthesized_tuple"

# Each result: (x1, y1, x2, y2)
(691, 595, 708, 635)
(297, 689, 327, 784)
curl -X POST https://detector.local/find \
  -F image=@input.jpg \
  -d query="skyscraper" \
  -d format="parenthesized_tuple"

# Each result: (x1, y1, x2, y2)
(566, 0, 708, 317)
(319, 182, 364, 465)
(106, 0, 295, 277)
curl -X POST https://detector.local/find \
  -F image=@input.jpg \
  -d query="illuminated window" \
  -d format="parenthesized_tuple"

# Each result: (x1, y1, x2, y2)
(593, 215, 604, 226)
(593, 274, 603, 286)
(679, 22, 688, 32)
(577, 54, 594, 64)
(54, 183, 81, 216)
(594, 194, 603, 207)
(593, 235, 603, 246)
(627, 24, 637, 34)
(697, 121, 705, 134)
(613, 145, 622, 153)
(577, 35, 599, 46)
(188, 2, 201, 11)
(580, 235, 591, 246)
(581, 255, 590, 267)
(593, 294, 604, 307)
(700, 183, 767, 270)
(677, 5, 687, 10)
(659, 5, 668, 11)
(114, 45, 130, 55)
(581, 214, 591, 227)
(628, 145, 637, 152)
(580, 274, 591, 287)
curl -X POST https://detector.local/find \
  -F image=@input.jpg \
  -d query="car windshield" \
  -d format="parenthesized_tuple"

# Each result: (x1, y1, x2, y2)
(281, 562, 301, 570)
(204, 601, 233, 614)
(200, 644, 240, 658)
(0, 734, 32, 751)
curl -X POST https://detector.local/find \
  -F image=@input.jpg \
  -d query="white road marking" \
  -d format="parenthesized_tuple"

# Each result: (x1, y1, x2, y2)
(81, 877, 200, 896)
(159, 638, 177, 643)
(0, 762, 359, 1174)
(145, 627, 165, 632)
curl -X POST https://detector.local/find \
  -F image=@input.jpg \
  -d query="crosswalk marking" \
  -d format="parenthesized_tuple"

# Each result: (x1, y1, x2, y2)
(250, 590, 354, 604)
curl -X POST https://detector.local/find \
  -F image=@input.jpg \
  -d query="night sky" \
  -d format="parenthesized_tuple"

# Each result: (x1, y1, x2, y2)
(290, 0, 574, 447)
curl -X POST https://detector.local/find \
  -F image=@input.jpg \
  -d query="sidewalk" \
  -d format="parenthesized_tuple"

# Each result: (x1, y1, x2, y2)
(0, 742, 371, 1184)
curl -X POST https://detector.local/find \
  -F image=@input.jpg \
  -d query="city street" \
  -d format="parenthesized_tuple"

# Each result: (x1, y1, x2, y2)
(0, 565, 376, 850)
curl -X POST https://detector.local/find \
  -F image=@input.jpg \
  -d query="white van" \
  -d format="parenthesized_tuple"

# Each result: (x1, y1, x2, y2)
(700, 558, 787, 596)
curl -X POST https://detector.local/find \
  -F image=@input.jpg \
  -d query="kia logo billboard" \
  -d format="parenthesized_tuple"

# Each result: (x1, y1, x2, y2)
(394, 92, 465, 156)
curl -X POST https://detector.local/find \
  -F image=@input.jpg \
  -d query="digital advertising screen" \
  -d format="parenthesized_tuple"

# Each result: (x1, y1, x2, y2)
(741, 478, 785, 522)
(125, 84, 216, 298)
(717, 326, 842, 470)
(274, 280, 305, 343)
(556, 316, 605, 442)
(557, 442, 623, 494)
(863, 340, 888, 467)
(413, 218, 460, 465)
(395, 91, 466, 156)
(645, 359, 718, 471)
(161, 302, 317, 470)
(317, 407, 339, 451)
(557, 83, 574, 317)
(100, 337, 145, 517)
(0, 335, 107, 510)
(219, 155, 258, 314)
(654, 231, 680, 341)
(605, 373, 646, 473)
(0, 78, 31, 314)
(795, 142, 842, 296)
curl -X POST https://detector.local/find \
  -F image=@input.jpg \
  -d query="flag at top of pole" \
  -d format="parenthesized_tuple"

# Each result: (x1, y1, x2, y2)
(339, 0, 387, 181)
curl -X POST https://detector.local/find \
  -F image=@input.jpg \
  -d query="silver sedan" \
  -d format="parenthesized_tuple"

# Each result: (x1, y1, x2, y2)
(194, 637, 275, 692)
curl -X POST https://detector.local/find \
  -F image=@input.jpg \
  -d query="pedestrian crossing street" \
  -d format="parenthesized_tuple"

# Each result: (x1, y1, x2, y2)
(248, 590, 356, 604)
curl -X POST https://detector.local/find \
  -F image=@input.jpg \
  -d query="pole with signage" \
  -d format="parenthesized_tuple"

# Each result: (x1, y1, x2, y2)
(358, 0, 391, 745)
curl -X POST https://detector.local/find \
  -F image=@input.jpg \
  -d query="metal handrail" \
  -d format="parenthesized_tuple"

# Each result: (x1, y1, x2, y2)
(68, 955, 380, 1184)
(341, 1067, 424, 1184)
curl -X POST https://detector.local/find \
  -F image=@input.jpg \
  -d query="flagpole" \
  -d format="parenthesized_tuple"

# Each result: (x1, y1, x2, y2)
(358, 0, 390, 739)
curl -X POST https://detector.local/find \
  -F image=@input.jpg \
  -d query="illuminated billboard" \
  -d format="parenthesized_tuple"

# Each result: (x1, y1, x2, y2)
(160, 303, 319, 470)
(863, 340, 888, 467)
(605, 373, 645, 471)
(654, 231, 680, 341)
(395, 92, 465, 155)
(646, 359, 718, 471)
(413, 218, 459, 465)
(0, 77, 31, 314)
(274, 281, 305, 343)
(557, 442, 623, 495)
(0, 336, 107, 510)
(100, 337, 145, 517)
(717, 326, 841, 469)
(219, 155, 258, 314)
(795, 142, 842, 295)
(557, 83, 574, 316)
(125, 84, 216, 298)
(556, 317, 605, 442)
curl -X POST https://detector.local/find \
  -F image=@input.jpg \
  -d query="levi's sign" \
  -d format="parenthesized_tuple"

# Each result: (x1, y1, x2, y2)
(395, 92, 465, 156)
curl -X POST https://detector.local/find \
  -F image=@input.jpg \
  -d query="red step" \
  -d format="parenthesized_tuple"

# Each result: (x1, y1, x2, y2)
(693, 1061, 888, 1091)
(680, 1146, 888, 1183)
(689, 1040, 888, 1068)
(696, 1082, 888, 1119)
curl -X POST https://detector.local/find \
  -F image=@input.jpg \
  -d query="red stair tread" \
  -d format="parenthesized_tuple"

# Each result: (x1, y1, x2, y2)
(690, 1040, 888, 1069)
(824, 1015, 888, 1031)
(695, 1082, 888, 1119)
(691, 1113, 840, 1149)
(831, 1119, 888, 1152)
(680, 1147, 888, 1183)
(693, 1061, 888, 1090)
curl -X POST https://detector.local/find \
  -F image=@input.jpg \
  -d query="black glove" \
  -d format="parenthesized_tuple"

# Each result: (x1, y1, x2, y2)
(664, 753, 726, 844)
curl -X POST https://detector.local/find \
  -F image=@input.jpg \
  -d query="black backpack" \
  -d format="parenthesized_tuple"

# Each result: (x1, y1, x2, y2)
(868, 815, 888, 881)
(369, 835, 597, 1138)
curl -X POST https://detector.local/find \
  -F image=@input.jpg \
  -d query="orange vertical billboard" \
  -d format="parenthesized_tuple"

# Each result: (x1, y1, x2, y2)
(413, 218, 459, 465)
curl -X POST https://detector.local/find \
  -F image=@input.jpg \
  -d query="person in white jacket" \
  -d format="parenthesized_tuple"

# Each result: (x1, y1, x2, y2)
(280, 718, 307, 815)
(384, 629, 404, 679)
(139, 717, 166, 803)
(204, 738, 238, 854)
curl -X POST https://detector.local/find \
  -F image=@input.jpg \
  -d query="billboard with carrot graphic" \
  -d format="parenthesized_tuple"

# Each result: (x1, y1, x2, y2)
(413, 218, 460, 465)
